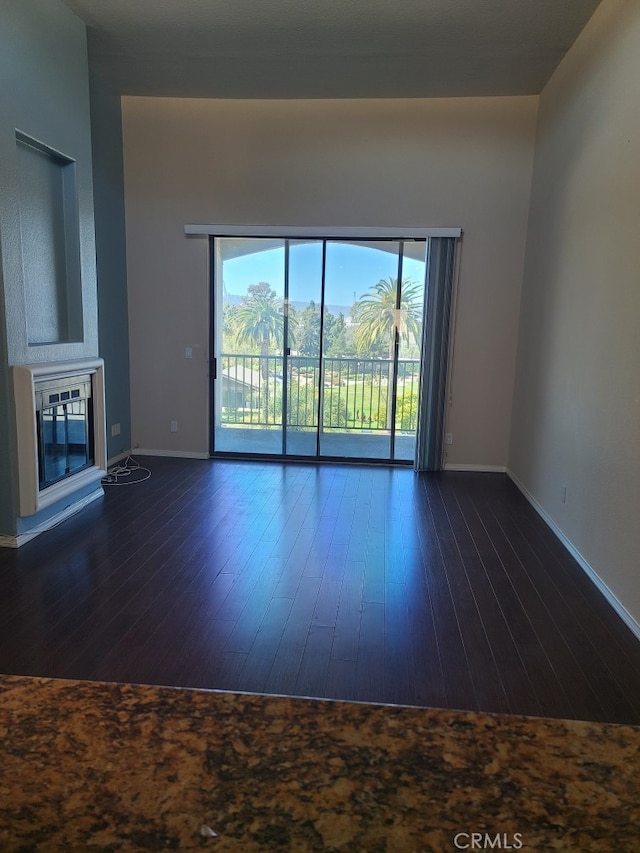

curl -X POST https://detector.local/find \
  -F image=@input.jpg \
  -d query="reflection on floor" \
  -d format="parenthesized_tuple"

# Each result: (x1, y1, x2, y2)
(1, 674, 639, 851)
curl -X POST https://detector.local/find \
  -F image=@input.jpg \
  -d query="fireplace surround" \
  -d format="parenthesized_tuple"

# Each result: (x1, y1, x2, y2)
(12, 358, 107, 518)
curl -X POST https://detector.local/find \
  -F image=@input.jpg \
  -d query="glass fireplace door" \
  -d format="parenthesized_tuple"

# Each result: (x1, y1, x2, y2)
(36, 375, 94, 489)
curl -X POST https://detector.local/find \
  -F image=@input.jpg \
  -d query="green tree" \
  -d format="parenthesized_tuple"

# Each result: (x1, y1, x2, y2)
(234, 283, 284, 352)
(353, 277, 422, 358)
(233, 282, 284, 421)
(395, 389, 419, 431)
(297, 301, 321, 357)
(323, 311, 350, 356)
(353, 277, 422, 428)
(323, 392, 349, 428)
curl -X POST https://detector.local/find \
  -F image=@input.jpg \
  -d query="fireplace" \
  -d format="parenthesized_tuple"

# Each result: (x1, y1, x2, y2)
(13, 359, 107, 517)
(35, 373, 95, 490)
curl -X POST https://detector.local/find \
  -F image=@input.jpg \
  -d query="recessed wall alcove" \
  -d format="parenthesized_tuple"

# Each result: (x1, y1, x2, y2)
(15, 130, 84, 346)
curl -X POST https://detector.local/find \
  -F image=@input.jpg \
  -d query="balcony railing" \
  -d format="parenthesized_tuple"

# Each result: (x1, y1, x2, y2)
(220, 354, 420, 432)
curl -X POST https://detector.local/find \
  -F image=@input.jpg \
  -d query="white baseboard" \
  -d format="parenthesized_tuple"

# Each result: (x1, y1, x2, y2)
(507, 468, 640, 643)
(0, 488, 104, 549)
(107, 449, 133, 467)
(133, 448, 210, 460)
(444, 464, 507, 473)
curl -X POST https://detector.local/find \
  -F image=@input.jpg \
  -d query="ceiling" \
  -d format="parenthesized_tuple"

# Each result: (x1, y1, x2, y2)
(61, 0, 602, 99)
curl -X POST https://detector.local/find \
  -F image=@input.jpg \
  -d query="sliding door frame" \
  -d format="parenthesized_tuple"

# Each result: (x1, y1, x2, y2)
(204, 226, 462, 465)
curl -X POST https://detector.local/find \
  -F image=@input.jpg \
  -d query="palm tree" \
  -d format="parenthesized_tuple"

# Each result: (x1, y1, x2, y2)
(234, 282, 283, 354)
(353, 276, 422, 429)
(233, 283, 283, 422)
(232, 282, 296, 423)
(354, 276, 422, 358)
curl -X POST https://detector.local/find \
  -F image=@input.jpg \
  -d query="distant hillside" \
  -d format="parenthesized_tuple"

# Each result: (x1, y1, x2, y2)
(292, 301, 352, 316)
(224, 293, 352, 316)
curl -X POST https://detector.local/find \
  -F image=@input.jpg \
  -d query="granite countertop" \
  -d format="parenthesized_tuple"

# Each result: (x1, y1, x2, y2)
(1, 675, 639, 852)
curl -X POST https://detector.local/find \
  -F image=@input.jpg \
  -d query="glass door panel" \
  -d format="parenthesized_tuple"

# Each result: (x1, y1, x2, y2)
(394, 242, 427, 461)
(286, 241, 323, 457)
(320, 241, 401, 459)
(213, 238, 285, 454)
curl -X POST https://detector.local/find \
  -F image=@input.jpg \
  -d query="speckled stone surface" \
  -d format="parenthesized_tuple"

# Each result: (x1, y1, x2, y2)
(1, 676, 639, 851)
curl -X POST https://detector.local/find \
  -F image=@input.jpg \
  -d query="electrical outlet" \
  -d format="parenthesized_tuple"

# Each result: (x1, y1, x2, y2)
(111, 422, 121, 437)
(446, 432, 453, 445)
(170, 421, 178, 433)
(184, 347, 193, 359)
(561, 485, 567, 503)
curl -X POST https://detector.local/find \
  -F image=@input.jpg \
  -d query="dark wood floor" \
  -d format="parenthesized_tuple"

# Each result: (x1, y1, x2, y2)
(2, 457, 640, 724)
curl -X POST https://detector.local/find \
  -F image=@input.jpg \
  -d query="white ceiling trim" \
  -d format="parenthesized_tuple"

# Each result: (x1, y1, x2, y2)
(184, 224, 462, 239)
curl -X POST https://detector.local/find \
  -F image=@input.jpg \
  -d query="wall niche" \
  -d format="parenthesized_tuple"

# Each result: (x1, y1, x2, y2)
(16, 131, 83, 346)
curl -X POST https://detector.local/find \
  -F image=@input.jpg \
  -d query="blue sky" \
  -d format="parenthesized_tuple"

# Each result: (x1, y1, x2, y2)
(221, 240, 427, 309)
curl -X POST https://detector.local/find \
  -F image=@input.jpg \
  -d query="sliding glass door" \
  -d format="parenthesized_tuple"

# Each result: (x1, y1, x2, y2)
(212, 238, 285, 455)
(211, 236, 427, 462)
(286, 241, 323, 456)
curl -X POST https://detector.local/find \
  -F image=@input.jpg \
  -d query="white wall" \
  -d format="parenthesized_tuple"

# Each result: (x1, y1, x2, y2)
(122, 96, 537, 463)
(509, 0, 640, 626)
